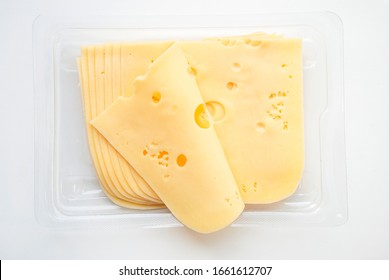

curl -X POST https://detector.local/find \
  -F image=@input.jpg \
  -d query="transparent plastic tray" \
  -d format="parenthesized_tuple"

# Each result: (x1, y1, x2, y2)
(33, 12, 347, 229)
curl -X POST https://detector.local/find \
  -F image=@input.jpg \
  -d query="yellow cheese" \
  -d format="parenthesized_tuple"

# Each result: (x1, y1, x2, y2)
(91, 44, 244, 233)
(181, 38, 304, 203)
(104, 44, 160, 203)
(78, 47, 163, 209)
(78, 34, 303, 211)
(78, 42, 177, 206)
(102, 44, 142, 201)
(118, 43, 173, 202)
(205, 32, 283, 46)
(94, 45, 146, 202)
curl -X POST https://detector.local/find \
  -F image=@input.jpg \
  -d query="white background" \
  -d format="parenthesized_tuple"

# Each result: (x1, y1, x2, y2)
(1, 0, 388, 259)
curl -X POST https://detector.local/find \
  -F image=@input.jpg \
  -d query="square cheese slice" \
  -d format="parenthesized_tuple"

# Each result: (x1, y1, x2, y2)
(91, 44, 244, 233)
(181, 38, 304, 203)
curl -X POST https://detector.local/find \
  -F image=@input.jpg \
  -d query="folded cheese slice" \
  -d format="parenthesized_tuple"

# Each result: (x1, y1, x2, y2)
(181, 37, 304, 203)
(91, 44, 244, 233)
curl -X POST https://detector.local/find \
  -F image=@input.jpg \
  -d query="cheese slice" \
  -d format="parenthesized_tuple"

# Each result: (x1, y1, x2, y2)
(94, 45, 147, 203)
(103, 44, 160, 203)
(78, 47, 163, 209)
(181, 38, 304, 203)
(118, 43, 173, 202)
(78, 42, 176, 206)
(91, 44, 244, 233)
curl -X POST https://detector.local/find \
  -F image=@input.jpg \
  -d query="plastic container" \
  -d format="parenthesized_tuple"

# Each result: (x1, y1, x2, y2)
(33, 12, 347, 229)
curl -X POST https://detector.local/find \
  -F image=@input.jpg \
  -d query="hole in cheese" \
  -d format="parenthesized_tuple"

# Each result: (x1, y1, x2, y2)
(269, 93, 276, 99)
(232, 63, 241, 72)
(158, 150, 168, 159)
(176, 154, 187, 167)
(245, 39, 262, 47)
(218, 39, 237, 47)
(152, 91, 161, 103)
(224, 198, 232, 206)
(143, 143, 169, 167)
(157, 150, 169, 167)
(256, 122, 266, 133)
(194, 104, 211, 129)
(188, 66, 197, 77)
(226, 82, 237, 90)
(283, 121, 289, 130)
(205, 101, 225, 122)
(220, 39, 230, 46)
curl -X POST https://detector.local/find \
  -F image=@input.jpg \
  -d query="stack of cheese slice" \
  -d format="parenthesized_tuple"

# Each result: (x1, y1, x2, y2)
(77, 34, 304, 233)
